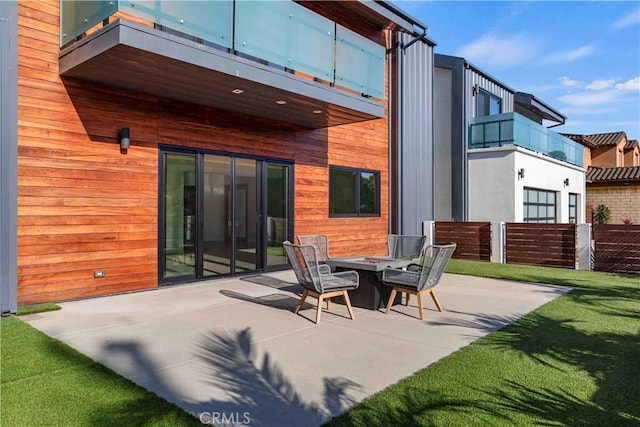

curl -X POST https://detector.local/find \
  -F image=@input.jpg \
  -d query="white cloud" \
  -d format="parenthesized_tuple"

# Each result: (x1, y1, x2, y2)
(559, 76, 582, 89)
(456, 33, 539, 69)
(586, 79, 616, 90)
(543, 45, 595, 64)
(615, 77, 640, 91)
(558, 90, 620, 107)
(558, 76, 640, 108)
(612, 9, 640, 30)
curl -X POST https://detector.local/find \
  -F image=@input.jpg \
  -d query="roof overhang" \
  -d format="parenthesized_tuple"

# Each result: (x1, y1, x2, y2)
(515, 92, 566, 125)
(59, 19, 385, 129)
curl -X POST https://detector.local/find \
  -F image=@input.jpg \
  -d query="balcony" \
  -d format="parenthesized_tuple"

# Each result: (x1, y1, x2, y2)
(469, 112, 584, 167)
(59, 1, 386, 128)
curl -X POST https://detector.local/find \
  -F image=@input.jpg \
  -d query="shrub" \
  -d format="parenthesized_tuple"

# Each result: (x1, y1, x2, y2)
(593, 204, 611, 224)
(621, 217, 635, 225)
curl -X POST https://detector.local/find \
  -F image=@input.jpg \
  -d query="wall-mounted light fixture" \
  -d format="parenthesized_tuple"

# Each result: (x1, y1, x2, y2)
(517, 168, 525, 179)
(119, 127, 130, 151)
(564, 178, 570, 187)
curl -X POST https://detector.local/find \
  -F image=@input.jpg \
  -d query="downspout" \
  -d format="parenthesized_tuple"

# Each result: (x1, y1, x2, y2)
(388, 31, 403, 234)
(462, 61, 470, 220)
(0, 0, 18, 315)
(547, 122, 565, 129)
(402, 29, 427, 52)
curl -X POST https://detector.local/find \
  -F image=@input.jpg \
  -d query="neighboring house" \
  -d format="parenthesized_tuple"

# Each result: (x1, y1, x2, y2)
(0, 1, 436, 311)
(585, 166, 640, 224)
(572, 131, 631, 168)
(433, 54, 587, 224)
(624, 139, 640, 167)
(564, 132, 640, 223)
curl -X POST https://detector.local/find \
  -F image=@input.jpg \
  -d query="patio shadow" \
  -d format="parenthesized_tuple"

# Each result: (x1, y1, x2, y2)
(241, 274, 300, 293)
(188, 327, 363, 426)
(219, 289, 309, 311)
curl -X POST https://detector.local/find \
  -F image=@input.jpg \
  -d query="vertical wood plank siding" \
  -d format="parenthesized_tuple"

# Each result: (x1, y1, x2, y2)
(505, 223, 576, 268)
(17, 1, 390, 304)
(593, 225, 640, 273)
(435, 222, 491, 261)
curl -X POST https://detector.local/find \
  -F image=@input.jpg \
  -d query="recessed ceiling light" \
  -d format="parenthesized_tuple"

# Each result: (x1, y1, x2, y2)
(312, 110, 322, 114)
(232, 89, 244, 94)
(275, 100, 287, 105)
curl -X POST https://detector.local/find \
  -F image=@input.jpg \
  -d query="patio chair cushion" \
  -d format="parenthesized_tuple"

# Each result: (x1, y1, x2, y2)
(320, 272, 359, 291)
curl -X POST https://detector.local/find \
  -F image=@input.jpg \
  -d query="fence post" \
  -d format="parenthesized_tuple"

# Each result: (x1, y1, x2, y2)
(422, 220, 435, 245)
(491, 221, 505, 263)
(577, 223, 592, 271)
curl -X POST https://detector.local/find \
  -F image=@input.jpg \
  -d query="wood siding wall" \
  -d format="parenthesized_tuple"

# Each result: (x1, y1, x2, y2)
(17, 1, 390, 305)
(505, 223, 576, 268)
(435, 222, 491, 261)
(593, 225, 640, 274)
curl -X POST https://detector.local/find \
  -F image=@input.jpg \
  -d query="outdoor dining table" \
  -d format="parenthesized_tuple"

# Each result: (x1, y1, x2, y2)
(326, 257, 413, 310)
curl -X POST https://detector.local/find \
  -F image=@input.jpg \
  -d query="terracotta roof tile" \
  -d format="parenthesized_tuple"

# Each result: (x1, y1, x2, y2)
(625, 139, 638, 151)
(585, 131, 627, 147)
(586, 166, 640, 183)
(561, 133, 597, 148)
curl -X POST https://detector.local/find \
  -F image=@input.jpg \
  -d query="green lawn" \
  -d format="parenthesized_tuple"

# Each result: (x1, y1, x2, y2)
(2, 261, 638, 426)
(0, 316, 200, 426)
(325, 260, 640, 426)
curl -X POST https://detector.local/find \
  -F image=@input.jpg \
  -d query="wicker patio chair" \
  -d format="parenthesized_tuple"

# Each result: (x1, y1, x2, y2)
(387, 234, 427, 260)
(297, 234, 331, 263)
(382, 243, 456, 320)
(283, 241, 359, 324)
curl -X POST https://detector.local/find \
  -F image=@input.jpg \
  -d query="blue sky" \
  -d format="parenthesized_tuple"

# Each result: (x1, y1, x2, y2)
(394, 1, 640, 140)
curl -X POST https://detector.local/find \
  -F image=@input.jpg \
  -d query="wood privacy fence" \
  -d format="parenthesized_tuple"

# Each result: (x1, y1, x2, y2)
(434, 222, 491, 261)
(593, 225, 640, 273)
(504, 223, 576, 268)
(428, 221, 639, 273)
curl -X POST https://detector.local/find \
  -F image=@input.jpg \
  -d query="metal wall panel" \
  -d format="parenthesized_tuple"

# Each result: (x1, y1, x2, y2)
(392, 32, 434, 235)
(465, 68, 514, 119)
(0, 0, 18, 314)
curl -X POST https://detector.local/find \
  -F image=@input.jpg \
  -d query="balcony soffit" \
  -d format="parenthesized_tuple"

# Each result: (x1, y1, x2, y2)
(58, 19, 385, 129)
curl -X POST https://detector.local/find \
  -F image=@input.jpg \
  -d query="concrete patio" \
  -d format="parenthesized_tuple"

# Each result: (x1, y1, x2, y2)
(23, 271, 569, 426)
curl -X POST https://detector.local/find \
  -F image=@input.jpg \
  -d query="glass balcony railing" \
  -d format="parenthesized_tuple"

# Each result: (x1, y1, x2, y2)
(469, 112, 584, 167)
(60, 0, 385, 99)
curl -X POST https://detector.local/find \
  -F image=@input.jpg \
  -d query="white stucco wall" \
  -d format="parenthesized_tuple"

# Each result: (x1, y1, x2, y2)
(468, 146, 586, 223)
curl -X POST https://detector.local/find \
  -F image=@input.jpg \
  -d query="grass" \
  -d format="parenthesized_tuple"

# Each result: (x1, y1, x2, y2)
(16, 302, 61, 316)
(325, 260, 640, 426)
(0, 316, 201, 426)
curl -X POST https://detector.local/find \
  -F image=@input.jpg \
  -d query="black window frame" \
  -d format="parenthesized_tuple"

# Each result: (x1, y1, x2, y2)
(476, 88, 502, 117)
(568, 193, 578, 224)
(523, 187, 557, 223)
(329, 165, 380, 217)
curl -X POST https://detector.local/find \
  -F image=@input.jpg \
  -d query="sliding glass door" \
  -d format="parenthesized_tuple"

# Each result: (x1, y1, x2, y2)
(163, 153, 197, 278)
(266, 163, 290, 268)
(161, 149, 292, 283)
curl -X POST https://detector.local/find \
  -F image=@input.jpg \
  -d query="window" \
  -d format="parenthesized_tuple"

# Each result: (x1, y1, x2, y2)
(476, 88, 502, 117)
(523, 188, 557, 223)
(617, 149, 624, 166)
(568, 193, 578, 224)
(329, 166, 379, 217)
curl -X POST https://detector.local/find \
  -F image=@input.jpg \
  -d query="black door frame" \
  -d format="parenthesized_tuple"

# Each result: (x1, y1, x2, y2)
(158, 146, 294, 285)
